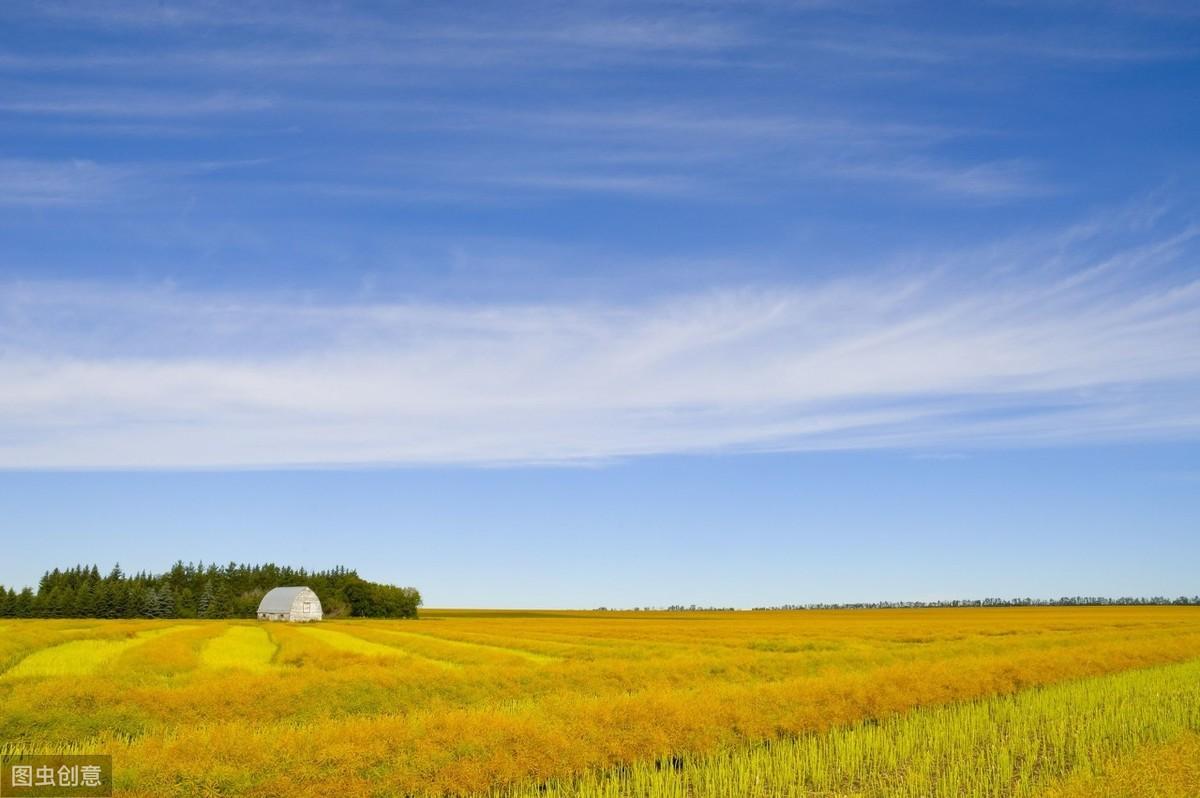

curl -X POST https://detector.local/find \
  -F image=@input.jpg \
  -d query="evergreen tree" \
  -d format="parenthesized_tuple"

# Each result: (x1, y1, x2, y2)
(115, 582, 135, 618)
(196, 581, 214, 618)
(137, 587, 155, 618)
(46, 586, 69, 618)
(73, 580, 97, 618)
(159, 586, 178, 618)
(131, 581, 148, 617)
(204, 580, 233, 619)
(15, 588, 34, 618)
(177, 586, 196, 618)
(8, 561, 433, 619)
(94, 580, 113, 618)
(39, 569, 59, 596)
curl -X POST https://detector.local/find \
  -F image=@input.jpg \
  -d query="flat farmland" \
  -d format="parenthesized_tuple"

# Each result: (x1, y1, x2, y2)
(2, 607, 1199, 797)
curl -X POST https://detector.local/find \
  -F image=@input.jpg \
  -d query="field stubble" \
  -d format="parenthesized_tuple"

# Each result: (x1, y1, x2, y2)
(0, 607, 1198, 796)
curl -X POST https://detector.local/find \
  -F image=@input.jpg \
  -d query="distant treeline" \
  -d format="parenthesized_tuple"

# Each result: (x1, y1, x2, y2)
(0, 562, 421, 619)
(753, 596, 1200, 610)
(594, 605, 739, 612)
(593, 596, 1200, 612)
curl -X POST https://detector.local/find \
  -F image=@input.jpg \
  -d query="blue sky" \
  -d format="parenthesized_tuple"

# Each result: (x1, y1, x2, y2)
(1, 1, 1198, 605)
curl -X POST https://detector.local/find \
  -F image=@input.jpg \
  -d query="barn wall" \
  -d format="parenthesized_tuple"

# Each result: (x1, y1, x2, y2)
(288, 589, 323, 622)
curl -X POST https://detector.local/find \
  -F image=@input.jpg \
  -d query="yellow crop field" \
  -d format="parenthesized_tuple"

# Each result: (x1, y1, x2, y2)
(1, 627, 191, 680)
(1, 607, 1199, 797)
(506, 655, 1200, 798)
(201, 627, 278, 672)
(1045, 732, 1200, 798)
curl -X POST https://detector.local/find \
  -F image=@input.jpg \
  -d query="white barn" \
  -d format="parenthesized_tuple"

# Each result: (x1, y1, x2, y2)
(257, 586, 323, 622)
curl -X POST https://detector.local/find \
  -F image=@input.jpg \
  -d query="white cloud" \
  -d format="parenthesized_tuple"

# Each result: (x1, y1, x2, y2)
(0, 159, 131, 206)
(0, 158, 273, 208)
(1, 221, 1198, 468)
(822, 158, 1051, 199)
(0, 92, 274, 117)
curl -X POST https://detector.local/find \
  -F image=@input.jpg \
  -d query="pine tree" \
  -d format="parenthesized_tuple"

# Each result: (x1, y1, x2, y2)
(176, 586, 196, 618)
(135, 587, 156, 618)
(39, 569, 59, 596)
(113, 582, 133, 618)
(158, 586, 177, 618)
(197, 581, 214, 618)
(205, 580, 233, 619)
(73, 580, 97, 618)
(15, 588, 34, 618)
(129, 585, 148, 614)
(94, 580, 113, 618)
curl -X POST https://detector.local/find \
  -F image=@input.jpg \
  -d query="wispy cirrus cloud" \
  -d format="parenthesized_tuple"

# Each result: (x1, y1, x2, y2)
(822, 158, 1051, 200)
(6, 1, 749, 74)
(0, 157, 271, 207)
(17, 1, 1176, 207)
(0, 91, 275, 116)
(0, 97, 1024, 202)
(807, 28, 1199, 66)
(252, 105, 1018, 201)
(2, 216, 1197, 468)
(0, 159, 133, 206)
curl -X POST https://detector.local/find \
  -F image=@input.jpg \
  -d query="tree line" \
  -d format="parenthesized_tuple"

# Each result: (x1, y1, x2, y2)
(753, 596, 1200, 610)
(592, 596, 1200, 612)
(595, 605, 739, 612)
(0, 562, 421, 619)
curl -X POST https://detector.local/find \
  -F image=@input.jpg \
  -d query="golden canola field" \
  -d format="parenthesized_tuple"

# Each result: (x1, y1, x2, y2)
(1, 607, 1199, 797)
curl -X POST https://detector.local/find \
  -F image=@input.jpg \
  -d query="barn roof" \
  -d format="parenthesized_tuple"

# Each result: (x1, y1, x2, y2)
(258, 586, 313, 614)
